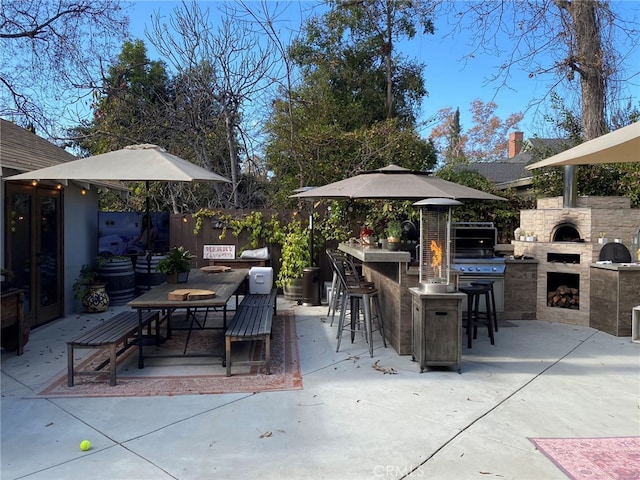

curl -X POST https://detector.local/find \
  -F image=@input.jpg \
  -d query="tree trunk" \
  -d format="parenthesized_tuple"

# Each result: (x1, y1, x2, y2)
(559, 0, 607, 141)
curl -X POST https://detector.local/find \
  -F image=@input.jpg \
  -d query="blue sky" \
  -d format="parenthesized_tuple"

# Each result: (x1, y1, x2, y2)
(124, 0, 640, 140)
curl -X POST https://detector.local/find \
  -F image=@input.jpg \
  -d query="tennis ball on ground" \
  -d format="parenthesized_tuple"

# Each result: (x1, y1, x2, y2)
(79, 440, 91, 451)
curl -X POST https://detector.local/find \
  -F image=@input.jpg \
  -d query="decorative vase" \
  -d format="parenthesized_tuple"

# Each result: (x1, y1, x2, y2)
(361, 236, 374, 246)
(82, 284, 110, 313)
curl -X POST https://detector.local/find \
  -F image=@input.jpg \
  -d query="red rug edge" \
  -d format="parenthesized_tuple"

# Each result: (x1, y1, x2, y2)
(33, 310, 302, 398)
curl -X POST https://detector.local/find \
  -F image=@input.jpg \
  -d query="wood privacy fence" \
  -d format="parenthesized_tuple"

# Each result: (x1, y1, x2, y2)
(168, 209, 336, 290)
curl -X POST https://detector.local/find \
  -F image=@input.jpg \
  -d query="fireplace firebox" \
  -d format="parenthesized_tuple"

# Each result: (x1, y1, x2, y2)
(547, 272, 580, 309)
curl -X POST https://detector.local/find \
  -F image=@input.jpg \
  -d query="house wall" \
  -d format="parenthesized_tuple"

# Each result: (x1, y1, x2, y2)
(63, 185, 100, 314)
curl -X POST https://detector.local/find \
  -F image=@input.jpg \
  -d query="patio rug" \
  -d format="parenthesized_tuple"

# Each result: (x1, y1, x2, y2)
(36, 310, 302, 398)
(530, 437, 640, 480)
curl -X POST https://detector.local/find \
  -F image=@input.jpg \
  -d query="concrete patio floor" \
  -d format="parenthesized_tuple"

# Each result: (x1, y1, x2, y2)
(2, 297, 639, 479)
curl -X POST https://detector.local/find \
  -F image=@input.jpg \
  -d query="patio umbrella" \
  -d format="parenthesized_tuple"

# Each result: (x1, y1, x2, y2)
(6, 144, 232, 285)
(526, 122, 640, 170)
(290, 164, 505, 201)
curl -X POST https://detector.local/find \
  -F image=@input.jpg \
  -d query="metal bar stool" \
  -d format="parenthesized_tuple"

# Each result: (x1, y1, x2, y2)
(333, 258, 386, 357)
(459, 285, 495, 348)
(326, 250, 374, 327)
(470, 280, 498, 332)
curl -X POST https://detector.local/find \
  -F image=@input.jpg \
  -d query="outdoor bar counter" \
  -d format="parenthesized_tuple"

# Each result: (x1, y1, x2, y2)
(589, 262, 640, 336)
(338, 242, 417, 354)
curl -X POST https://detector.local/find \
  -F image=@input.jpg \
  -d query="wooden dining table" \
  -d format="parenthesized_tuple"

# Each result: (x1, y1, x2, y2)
(127, 268, 249, 368)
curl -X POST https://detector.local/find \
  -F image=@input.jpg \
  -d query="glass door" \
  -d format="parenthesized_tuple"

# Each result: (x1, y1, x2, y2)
(5, 183, 63, 327)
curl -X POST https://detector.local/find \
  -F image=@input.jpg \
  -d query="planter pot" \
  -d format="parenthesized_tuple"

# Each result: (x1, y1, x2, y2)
(282, 277, 303, 302)
(166, 271, 189, 284)
(598, 237, 607, 244)
(387, 239, 400, 251)
(82, 284, 109, 313)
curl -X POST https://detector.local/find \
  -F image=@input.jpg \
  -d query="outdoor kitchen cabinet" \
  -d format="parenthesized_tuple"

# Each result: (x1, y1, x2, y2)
(410, 289, 464, 373)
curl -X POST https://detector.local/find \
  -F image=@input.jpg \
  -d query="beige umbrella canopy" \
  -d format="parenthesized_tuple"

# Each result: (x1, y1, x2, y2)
(6, 144, 232, 285)
(526, 122, 640, 170)
(291, 164, 505, 201)
(5, 144, 232, 183)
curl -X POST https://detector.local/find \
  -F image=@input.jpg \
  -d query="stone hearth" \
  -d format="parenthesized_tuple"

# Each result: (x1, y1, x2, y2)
(513, 196, 640, 327)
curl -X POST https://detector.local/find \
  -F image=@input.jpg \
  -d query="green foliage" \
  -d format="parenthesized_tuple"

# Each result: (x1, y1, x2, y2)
(72, 264, 100, 301)
(275, 216, 310, 287)
(265, 0, 437, 209)
(386, 220, 402, 240)
(156, 246, 194, 274)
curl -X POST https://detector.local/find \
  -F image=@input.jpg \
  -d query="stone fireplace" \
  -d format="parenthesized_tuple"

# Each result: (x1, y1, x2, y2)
(513, 196, 640, 326)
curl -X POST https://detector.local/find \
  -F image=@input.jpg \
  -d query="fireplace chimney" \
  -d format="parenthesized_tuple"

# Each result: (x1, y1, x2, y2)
(563, 165, 577, 208)
(508, 131, 524, 158)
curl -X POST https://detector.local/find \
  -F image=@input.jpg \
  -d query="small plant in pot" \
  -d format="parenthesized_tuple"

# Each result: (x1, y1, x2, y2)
(73, 263, 110, 312)
(386, 221, 402, 251)
(156, 246, 193, 283)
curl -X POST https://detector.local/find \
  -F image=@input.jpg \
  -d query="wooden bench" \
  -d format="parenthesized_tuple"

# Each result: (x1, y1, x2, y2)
(225, 288, 277, 376)
(67, 310, 159, 386)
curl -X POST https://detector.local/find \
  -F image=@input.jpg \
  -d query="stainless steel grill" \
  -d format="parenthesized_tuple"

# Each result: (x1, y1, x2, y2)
(452, 222, 505, 312)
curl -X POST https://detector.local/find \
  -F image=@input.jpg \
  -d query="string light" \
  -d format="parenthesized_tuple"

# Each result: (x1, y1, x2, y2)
(182, 215, 188, 223)
(81, 188, 87, 195)
(31, 180, 38, 186)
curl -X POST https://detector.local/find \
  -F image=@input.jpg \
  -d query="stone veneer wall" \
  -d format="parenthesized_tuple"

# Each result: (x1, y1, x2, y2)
(513, 196, 640, 327)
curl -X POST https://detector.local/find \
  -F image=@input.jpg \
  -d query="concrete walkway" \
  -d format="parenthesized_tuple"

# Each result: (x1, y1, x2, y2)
(2, 298, 639, 479)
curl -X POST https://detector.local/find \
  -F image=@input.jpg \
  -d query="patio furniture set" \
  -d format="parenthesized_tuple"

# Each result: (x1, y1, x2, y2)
(66, 268, 276, 386)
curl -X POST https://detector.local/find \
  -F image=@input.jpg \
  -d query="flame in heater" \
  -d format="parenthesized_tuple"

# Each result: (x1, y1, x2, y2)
(430, 240, 442, 273)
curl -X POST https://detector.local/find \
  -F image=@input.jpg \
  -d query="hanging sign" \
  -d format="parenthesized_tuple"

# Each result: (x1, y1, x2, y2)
(203, 245, 236, 260)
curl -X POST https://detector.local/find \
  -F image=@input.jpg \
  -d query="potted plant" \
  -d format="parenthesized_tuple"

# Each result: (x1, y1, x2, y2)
(156, 246, 193, 283)
(73, 263, 110, 312)
(274, 217, 310, 301)
(598, 232, 607, 244)
(386, 221, 402, 251)
(360, 225, 375, 246)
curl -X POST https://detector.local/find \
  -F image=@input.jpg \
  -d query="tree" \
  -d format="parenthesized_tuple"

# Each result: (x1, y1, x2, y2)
(430, 100, 523, 163)
(444, 1, 636, 141)
(0, 0, 128, 136)
(147, 0, 279, 208)
(266, 0, 437, 205)
(70, 40, 234, 213)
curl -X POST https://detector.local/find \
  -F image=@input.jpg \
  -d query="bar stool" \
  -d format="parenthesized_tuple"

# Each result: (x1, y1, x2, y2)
(326, 250, 374, 326)
(333, 258, 386, 357)
(459, 285, 495, 348)
(470, 280, 498, 332)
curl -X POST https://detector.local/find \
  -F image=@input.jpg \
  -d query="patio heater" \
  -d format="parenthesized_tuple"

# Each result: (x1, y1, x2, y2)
(413, 198, 462, 293)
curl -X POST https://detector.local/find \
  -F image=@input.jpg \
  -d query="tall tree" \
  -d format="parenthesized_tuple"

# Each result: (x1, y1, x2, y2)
(148, 0, 278, 208)
(445, 0, 635, 141)
(0, 0, 128, 136)
(266, 0, 437, 205)
(70, 40, 233, 213)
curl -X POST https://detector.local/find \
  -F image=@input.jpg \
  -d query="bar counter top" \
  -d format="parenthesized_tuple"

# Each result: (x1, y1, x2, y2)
(338, 242, 411, 263)
(590, 262, 640, 271)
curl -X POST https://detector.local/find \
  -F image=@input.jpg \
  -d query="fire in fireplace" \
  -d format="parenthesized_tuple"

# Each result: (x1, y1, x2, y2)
(547, 272, 579, 309)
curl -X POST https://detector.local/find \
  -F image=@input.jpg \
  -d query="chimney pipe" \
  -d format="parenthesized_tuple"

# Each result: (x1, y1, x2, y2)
(563, 165, 577, 208)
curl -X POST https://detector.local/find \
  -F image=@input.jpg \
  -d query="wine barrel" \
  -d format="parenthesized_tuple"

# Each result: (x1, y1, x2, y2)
(282, 277, 303, 302)
(135, 255, 167, 293)
(98, 258, 135, 305)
